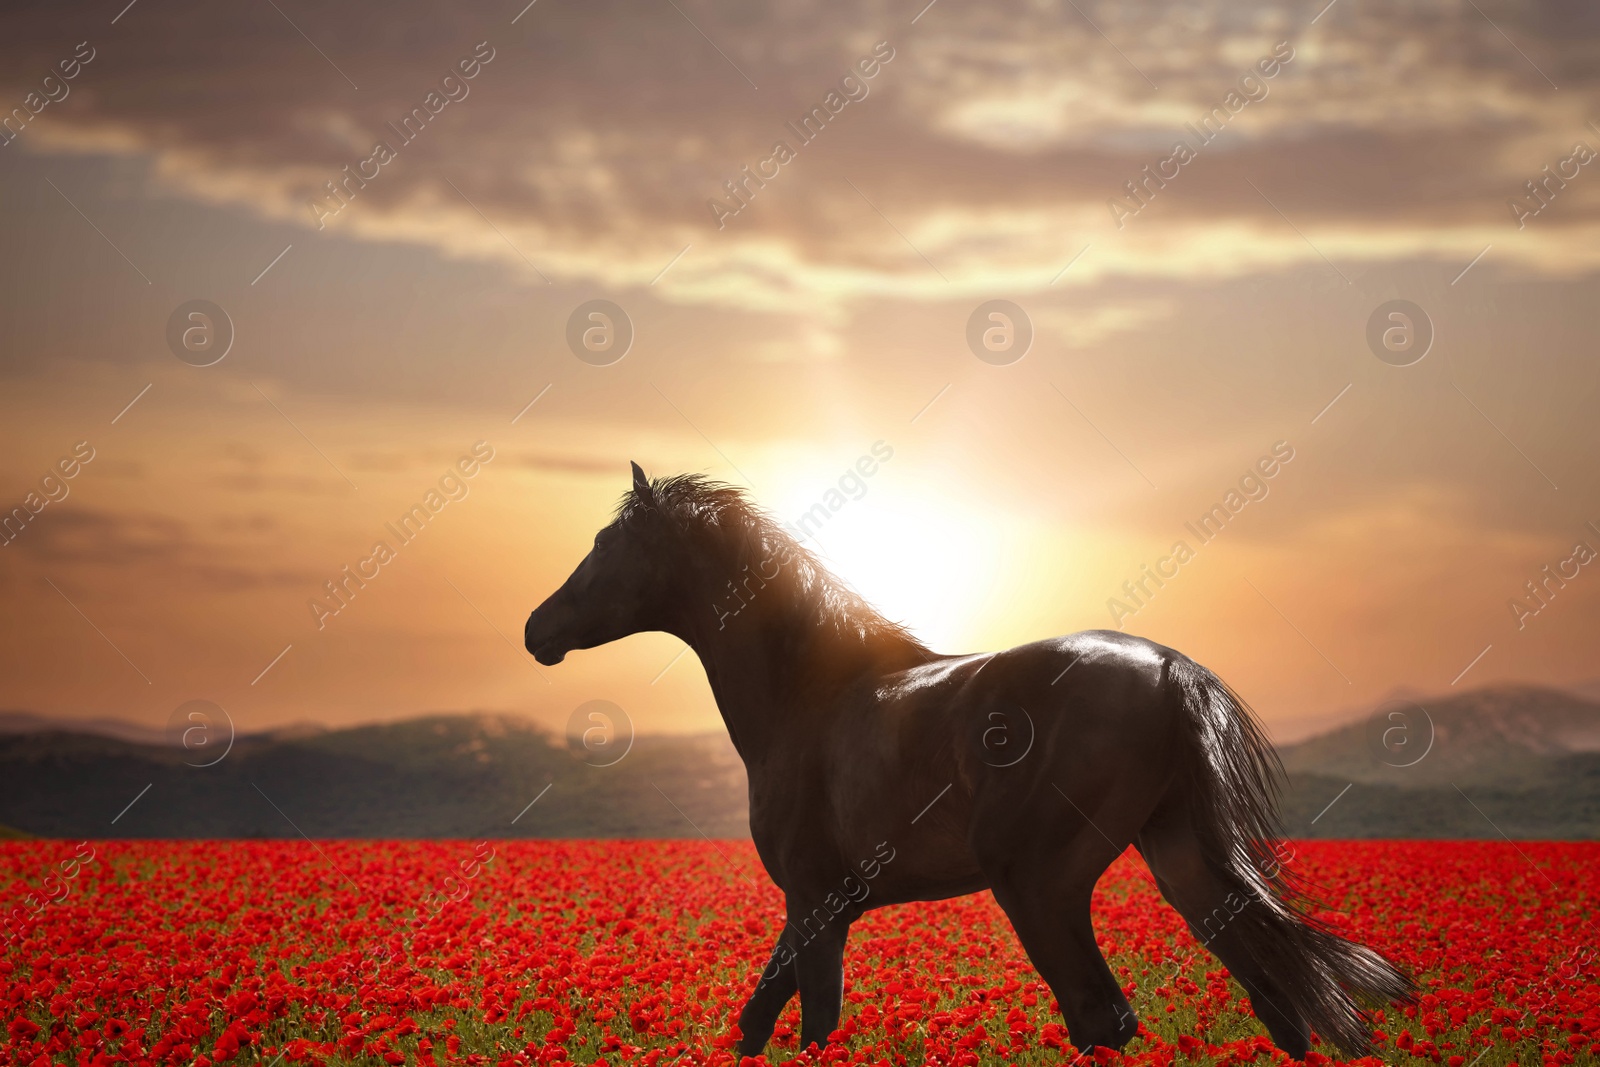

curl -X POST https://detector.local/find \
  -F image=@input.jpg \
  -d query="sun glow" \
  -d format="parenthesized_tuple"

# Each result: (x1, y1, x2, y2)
(783, 485, 1012, 654)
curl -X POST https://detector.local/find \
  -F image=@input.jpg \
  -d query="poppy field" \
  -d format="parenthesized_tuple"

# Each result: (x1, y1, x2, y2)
(2, 840, 1595, 1067)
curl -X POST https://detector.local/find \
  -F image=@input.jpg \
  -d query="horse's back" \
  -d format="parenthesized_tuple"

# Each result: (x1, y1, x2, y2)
(885, 629, 1183, 734)
(946, 629, 1186, 764)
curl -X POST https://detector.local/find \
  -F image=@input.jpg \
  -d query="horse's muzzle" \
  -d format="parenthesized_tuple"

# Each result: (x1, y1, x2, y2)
(524, 605, 570, 665)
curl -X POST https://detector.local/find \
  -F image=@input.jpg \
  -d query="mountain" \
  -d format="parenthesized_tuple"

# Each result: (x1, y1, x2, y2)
(1280, 684, 1600, 788)
(3, 683, 1597, 839)
(1564, 677, 1600, 704)
(1276, 685, 1600, 839)
(0, 714, 749, 839)
(0, 710, 170, 746)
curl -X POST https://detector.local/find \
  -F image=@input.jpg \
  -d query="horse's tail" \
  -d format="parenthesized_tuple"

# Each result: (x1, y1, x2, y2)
(1168, 657, 1415, 1057)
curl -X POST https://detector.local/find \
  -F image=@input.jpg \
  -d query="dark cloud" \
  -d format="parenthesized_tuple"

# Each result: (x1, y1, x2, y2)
(8, 506, 315, 587)
(3, 0, 1597, 301)
(502, 451, 630, 476)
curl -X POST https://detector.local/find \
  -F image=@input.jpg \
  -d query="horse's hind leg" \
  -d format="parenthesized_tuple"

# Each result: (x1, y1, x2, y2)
(1137, 820, 1311, 1057)
(977, 820, 1139, 1053)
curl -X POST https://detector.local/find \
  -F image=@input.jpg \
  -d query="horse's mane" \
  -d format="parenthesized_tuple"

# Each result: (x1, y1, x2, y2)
(617, 473, 931, 658)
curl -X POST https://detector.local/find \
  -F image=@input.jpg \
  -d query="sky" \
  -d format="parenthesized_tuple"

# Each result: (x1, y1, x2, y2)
(1, 0, 1598, 745)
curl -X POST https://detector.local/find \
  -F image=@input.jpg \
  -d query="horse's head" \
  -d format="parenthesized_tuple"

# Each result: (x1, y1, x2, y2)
(524, 462, 679, 665)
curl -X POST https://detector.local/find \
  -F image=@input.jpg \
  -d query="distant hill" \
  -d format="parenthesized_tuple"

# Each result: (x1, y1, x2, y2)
(0, 714, 748, 839)
(0, 710, 170, 746)
(3, 684, 1596, 839)
(1277, 685, 1600, 839)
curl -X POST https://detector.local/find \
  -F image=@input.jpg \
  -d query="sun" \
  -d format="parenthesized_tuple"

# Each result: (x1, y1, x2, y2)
(776, 482, 1011, 654)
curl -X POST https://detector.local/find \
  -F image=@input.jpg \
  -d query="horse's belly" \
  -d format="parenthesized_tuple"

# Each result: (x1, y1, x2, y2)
(862, 856, 988, 907)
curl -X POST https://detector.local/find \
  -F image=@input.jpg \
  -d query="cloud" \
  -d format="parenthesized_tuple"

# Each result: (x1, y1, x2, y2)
(3, 0, 1598, 314)
(9, 507, 316, 588)
(1030, 296, 1178, 348)
(502, 451, 632, 477)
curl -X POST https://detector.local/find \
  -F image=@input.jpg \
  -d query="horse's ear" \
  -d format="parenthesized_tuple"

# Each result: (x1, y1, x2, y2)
(630, 461, 655, 507)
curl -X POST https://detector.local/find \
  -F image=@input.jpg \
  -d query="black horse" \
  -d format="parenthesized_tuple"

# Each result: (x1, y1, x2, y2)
(524, 464, 1412, 1059)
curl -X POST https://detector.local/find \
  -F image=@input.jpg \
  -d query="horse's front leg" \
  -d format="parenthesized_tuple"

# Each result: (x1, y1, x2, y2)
(790, 908, 853, 1052)
(736, 933, 799, 1056)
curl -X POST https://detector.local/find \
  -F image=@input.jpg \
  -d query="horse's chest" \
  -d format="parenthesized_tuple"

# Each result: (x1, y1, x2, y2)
(744, 769, 842, 892)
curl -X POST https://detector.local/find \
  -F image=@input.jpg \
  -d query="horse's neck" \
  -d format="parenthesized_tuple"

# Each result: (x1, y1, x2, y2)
(669, 554, 924, 764)
(690, 630, 784, 764)
(674, 598, 847, 766)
